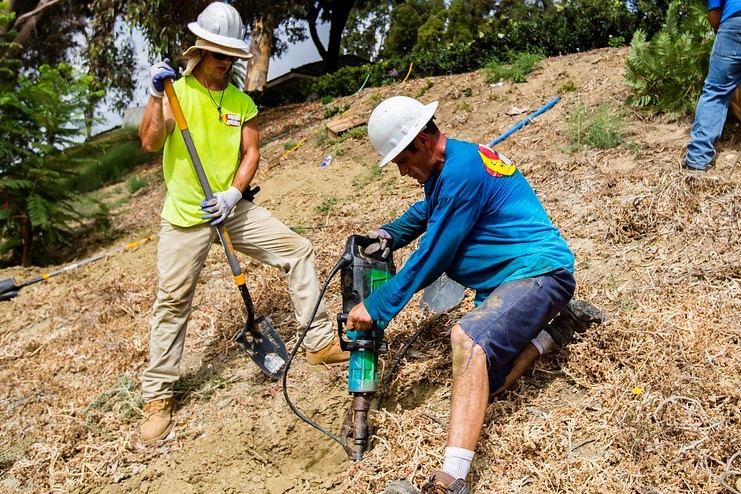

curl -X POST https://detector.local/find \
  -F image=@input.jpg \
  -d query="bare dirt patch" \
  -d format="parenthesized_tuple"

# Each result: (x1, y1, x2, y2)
(1, 47, 740, 493)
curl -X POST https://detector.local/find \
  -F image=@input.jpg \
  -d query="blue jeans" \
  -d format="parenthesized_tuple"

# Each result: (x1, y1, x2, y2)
(684, 16, 741, 170)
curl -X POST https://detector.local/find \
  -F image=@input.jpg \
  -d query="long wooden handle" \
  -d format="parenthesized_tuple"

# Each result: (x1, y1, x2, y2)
(162, 78, 254, 329)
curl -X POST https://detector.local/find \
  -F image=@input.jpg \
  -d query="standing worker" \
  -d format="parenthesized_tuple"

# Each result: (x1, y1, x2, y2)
(346, 96, 576, 493)
(682, 0, 741, 171)
(137, 1, 348, 445)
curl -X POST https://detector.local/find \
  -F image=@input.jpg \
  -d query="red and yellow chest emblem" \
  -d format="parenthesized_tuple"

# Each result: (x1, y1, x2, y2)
(478, 144, 516, 177)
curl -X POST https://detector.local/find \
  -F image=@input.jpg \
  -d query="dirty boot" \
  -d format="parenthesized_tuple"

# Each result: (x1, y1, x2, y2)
(384, 478, 420, 494)
(307, 336, 350, 365)
(421, 471, 470, 494)
(545, 299, 603, 347)
(140, 398, 175, 445)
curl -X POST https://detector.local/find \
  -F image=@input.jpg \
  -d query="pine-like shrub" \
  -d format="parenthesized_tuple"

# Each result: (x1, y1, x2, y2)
(624, 0, 712, 116)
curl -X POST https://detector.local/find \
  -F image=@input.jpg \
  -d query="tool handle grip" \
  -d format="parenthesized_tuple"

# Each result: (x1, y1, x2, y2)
(163, 77, 246, 289)
(163, 78, 214, 200)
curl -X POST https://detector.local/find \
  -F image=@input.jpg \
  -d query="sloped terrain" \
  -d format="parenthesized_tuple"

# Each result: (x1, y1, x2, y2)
(1, 46, 740, 493)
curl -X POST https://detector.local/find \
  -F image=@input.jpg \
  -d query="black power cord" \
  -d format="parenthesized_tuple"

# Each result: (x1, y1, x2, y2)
(282, 253, 352, 450)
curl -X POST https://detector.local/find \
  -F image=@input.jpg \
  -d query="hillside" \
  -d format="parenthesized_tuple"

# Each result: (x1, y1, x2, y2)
(1, 46, 740, 494)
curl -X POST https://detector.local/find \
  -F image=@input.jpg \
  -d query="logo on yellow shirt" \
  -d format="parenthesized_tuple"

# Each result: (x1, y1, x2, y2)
(222, 113, 241, 127)
(478, 144, 516, 177)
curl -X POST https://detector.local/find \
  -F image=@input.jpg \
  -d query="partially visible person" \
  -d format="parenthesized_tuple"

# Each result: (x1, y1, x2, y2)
(346, 96, 577, 493)
(137, 1, 347, 446)
(683, 0, 741, 171)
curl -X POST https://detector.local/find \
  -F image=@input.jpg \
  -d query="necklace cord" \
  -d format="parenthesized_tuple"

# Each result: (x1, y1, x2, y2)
(206, 85, 225, 120)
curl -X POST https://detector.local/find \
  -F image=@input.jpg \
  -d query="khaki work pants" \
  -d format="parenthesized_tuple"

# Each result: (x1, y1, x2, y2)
(141, 200, 333, 402)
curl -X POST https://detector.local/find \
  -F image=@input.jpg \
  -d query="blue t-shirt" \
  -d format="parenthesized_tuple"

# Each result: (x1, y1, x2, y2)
(709, 0, 741, 22)
(364, 138, 575, 323)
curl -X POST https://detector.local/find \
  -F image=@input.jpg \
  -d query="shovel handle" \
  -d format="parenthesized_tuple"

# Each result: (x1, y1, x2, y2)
(163, 78, 254, 328)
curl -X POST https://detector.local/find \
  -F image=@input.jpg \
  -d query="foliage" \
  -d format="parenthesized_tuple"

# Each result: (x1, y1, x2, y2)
(66, 128, 157, 193)
(445, 0, 495, 46)
(482, 52, 545, 84)
(567, 102, 625, 150)
(0, 53, 107, 266)
(624, 0, 711, 115)
(299, 0, 646, 104)
(496, 0, 638, 56)
(383, 0, 446, 57)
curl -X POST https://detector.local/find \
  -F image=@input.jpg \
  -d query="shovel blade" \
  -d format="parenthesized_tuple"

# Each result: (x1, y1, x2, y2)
(234, 316, 289, 380)
(0, 277, 19, 302)
(420, 274, 466, 314)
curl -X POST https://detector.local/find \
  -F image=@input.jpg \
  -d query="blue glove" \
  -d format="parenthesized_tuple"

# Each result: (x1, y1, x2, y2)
(364, 228, 392, 260)
(149, 59, 176, 98)
(201, 186, 242, 225)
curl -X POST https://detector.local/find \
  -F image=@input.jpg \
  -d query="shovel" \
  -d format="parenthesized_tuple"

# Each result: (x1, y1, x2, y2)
(163, 78, 288, 380)
(420, 273, 466, 314)
(0, 235, 155, 302)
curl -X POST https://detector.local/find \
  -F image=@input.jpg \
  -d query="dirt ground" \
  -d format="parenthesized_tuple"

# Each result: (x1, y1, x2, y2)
(1, 46, 741, 494)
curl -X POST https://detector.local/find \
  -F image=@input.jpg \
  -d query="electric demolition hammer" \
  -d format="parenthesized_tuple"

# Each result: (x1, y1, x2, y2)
(336, 234, 395, 460)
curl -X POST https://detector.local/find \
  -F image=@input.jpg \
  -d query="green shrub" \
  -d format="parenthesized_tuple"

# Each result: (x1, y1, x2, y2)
(127, 174, 149, 194)
(567, 102, 625, 150)
(67, 127, 157, 193)
(482, 52, 544, 84)
(624, 0, 711, 116)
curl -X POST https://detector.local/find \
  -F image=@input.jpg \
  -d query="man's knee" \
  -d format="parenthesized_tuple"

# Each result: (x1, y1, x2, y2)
(450, 324, 484, 370)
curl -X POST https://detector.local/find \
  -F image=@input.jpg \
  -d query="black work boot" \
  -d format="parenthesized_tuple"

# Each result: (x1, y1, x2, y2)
(544, 299, 602, 347)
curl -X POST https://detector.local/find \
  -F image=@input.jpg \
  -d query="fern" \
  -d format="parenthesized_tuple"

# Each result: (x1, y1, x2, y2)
(624, 0, 713, 116)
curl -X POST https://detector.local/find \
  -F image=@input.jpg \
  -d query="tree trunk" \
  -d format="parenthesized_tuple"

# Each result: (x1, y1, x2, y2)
(307, 3, 326, 60)
(244, 14, 275, 92)
(323, 0, 354, 74)
(20, 212, 32, 267)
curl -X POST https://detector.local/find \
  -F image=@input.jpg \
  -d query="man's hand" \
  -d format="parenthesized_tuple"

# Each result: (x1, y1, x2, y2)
(149, 59, 176, 98)
(346, 303, 374, 330)
(363, 228, 392, 260)
(201, 186, 242, 225)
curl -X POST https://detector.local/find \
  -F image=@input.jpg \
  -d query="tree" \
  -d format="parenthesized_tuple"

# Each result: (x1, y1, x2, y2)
(383, 0, 445, 56)
(445, 0, 495, 45)
(0, 60, 106, 265)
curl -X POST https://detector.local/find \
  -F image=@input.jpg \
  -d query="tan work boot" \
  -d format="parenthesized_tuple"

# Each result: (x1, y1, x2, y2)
(307, 336, 350, 365)
(140, 398, 175, 445)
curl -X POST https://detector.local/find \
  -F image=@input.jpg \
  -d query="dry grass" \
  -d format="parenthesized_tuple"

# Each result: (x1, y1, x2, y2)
(0, 47, 740, 493)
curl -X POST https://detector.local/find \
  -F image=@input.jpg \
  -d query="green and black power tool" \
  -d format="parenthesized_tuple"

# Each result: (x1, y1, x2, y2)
(336, 234, 395, 460)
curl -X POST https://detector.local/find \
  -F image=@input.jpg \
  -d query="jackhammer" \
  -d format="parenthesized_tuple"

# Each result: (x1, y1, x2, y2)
(282, 234, 394, 462)
(336, 234, 395, 460)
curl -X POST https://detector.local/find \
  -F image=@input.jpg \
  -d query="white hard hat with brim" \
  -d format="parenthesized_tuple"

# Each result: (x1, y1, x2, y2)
(368, 96, 439, 167)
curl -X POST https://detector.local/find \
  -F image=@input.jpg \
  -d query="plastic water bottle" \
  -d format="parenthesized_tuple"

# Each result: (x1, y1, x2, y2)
(321, 155, 332, 168)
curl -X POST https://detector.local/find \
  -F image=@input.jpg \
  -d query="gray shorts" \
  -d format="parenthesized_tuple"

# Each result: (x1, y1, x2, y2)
(458, 268, 575, 391)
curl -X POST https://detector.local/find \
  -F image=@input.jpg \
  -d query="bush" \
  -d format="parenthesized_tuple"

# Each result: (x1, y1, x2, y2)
(567, 102, 625, 150)
(624, 0, 711, 116)
(482, 52, 545, 84)
(65, 127, 157, 193)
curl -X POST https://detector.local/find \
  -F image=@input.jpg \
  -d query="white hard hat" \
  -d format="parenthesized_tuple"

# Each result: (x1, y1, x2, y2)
(367, 96, 438, 167)
(187, 2, 249, 52)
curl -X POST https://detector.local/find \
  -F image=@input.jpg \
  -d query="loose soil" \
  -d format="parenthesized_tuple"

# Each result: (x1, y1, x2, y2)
(1, 47, 740, 494)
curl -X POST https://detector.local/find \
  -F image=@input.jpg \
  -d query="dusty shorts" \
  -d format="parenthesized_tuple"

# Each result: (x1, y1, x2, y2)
(458, 268, 575, 391)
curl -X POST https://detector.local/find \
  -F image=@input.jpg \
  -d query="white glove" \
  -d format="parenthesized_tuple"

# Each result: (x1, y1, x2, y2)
(148, 59, 176, 98)
(364, 229, 392, 260)
(201, 186, 242, 226)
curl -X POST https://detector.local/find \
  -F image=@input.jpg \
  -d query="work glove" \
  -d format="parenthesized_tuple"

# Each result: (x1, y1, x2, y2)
(363, 229, 392, 260)
(201, 186, 242, 226)
(149, 58, 176, 98)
